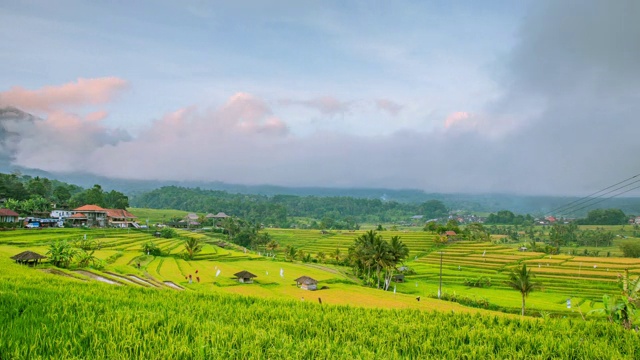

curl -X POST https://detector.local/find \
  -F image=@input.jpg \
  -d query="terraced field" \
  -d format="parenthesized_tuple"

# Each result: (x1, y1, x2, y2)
(267, 229, 438, 257)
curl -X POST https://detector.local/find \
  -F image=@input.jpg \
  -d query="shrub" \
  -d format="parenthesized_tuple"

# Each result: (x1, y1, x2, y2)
(620, 242, 640, 258)
(160, 227, 177, 239)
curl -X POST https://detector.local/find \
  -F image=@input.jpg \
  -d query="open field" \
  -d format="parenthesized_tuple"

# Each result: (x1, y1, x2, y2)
(2, 226, 639, 316)
(2, 226, 640, 358)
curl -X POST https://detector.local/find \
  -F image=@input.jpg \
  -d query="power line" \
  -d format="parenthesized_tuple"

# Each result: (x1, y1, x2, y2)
(555, 177, 640, 216)
(547, 173, 640, 215)
(560, 183, 640, 217)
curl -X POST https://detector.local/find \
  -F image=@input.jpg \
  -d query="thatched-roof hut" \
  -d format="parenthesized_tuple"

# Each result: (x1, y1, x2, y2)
(294, 276, 318, 291)
(11, 250, 46, 266)
(234, 270, 257, 283)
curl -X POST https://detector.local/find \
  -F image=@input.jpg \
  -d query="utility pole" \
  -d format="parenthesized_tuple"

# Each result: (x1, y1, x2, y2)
(438, 251, 444, 299)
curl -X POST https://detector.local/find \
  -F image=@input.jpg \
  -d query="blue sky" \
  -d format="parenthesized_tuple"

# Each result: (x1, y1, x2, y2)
(1, 0, 639, 195)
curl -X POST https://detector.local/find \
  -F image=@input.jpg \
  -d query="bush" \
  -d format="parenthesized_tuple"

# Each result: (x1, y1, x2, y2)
(160, 227, 177, 239)
(620, 242, 640, 258)
(464, 276, 492, 288)
(141, 241, 162, 256)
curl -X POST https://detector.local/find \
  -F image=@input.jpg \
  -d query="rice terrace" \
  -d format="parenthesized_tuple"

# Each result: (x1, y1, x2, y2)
(3, 0, 640, 358)
(2, 211, 640, 358)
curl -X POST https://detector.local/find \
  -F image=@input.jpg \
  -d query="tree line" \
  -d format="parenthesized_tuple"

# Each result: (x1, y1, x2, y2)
(0, 172, 129, 216)
(131, 186, 449, 228)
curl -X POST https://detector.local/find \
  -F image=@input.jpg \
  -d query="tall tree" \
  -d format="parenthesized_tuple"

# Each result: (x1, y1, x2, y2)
(506, 264, 538, 316)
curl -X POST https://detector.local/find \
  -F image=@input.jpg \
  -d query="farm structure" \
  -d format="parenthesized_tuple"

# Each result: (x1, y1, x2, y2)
(10, 250, 46, 266)
(294, 276, 318, 290)
(234, 270, 257, 283)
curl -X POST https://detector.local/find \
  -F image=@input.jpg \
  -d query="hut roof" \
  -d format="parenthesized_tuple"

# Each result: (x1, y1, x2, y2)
(11, 250, 46, 261)
(212, 212, 229, 218)
(74, 204, 106, 212)
(444, 231, 457, 236)
(0, 208, 19, 217)
(105, 209, 137, 219)
(294, 276, 318, 285)
(234, 270, 257, 279)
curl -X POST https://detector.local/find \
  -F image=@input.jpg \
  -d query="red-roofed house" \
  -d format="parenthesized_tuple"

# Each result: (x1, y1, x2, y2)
(106, 209, 138, 228)
(70, 205, 139, 228)
(0, 208, 19, 223)
(68, 212, 88, 226)
(73, 205, 107, 227)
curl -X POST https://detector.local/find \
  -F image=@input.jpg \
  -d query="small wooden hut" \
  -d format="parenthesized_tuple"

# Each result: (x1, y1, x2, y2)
(11, 250, 46, 266)
(294, 276, 318, 291)
(392, 274, 405, 283)
(234, 270, 257, 283)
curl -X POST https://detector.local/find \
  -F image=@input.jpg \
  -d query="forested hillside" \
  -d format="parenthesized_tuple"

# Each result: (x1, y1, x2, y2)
(131, 186, 450, 227)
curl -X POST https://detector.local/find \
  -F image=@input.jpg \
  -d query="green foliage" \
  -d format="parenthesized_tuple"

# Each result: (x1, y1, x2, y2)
(485, 210, 533, 225)
(160, 227, 177, 239)
(577, 208, 628, 225)
(506, 264, 538, 316)
(183, 237, 202, 259)
(142, 241, 162, 256)
(464, 276, 492, 288)
(3, 274, 640, 358)
(46, 240, 77, 268)
(620, 242, 640, 258)
(347, 230, 409, 290)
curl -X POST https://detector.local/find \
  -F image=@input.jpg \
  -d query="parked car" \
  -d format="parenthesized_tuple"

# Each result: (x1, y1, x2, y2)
(25, 222, 40, 229)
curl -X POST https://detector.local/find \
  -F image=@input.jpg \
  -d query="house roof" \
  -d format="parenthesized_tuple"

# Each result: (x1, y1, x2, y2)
(234, 270, 257, 279)
(294, 276, 318, 285)
(69, 213, 87, 219)
(445, 231, 457, 236)
(0, 208, 19, 217)
(105, 209, 137, 219)
(74, 204, 106, 212)
(11, 250, 46, 261)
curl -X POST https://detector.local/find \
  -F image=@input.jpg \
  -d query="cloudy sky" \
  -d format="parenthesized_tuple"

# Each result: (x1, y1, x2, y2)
(0, 0, 639, 196)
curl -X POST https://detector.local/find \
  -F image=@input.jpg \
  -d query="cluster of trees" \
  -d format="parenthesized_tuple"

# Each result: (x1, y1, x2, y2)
(485, 210, 534, 225)
(132, 186, 451, 227)
(346, 230, 409, 290)
(575, 209, 628, 225)
(0, 173, 129, 216)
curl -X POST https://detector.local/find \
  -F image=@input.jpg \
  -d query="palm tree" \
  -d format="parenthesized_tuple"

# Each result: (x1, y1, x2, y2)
(385, 236, 409, 290)
(331, 248, 342, 264)
(506, 264, 538, 316)
(284, 245, 297, 261)
(265, 240, 279, 256)
(184, 237, 202, 260)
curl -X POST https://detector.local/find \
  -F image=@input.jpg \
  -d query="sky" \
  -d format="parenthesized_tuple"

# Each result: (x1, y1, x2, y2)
(0, 0, 639, 196)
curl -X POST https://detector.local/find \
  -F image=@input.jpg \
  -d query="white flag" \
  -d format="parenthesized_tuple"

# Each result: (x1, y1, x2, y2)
(393, 285, 396, 294)
(266, 271, 269, 275)
(215, 269, 221, 277)
(482, 250, 486, 257)
(280, 268, 284, 277)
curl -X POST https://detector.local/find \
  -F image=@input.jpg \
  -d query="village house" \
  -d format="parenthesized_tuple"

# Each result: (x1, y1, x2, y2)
(70, 205, 139, 228)
(50, 209, 73, 220)
(0, 208, 19, 223)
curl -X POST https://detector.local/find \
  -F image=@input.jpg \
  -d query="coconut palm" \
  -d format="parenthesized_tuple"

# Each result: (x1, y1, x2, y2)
(506, 264, 538, 316)
(183, 237, 202, 260)
(384, 236, 409, 290)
